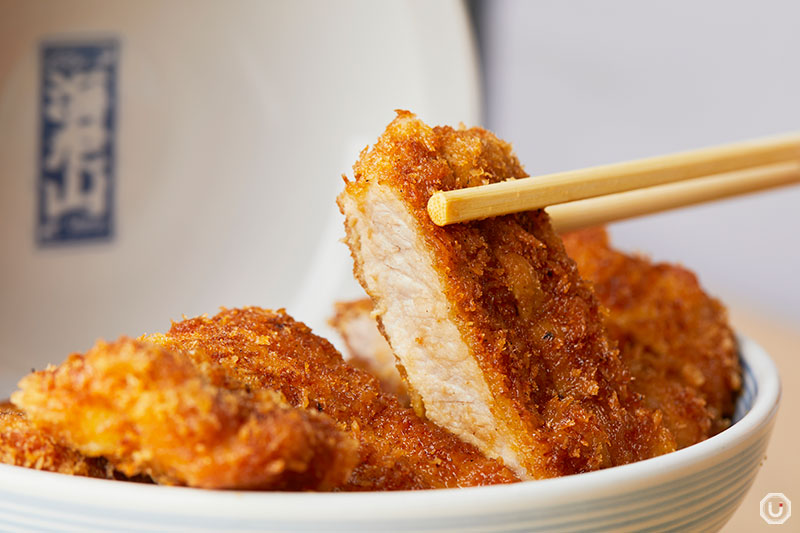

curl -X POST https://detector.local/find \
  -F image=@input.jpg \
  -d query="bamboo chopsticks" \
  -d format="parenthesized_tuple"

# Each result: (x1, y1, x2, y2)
(426, 133, 800, 229)
(547, 160, 800, 233)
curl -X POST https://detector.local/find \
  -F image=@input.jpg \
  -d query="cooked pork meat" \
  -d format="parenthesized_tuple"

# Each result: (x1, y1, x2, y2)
(338, 111, 675, 479)
(330, 299, 410, 405)
(147, 307, 518, 490)
(331, 224, 740, 452)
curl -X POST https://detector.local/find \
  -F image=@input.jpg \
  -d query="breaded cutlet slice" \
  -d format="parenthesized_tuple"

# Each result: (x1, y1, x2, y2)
(12, 338, 358, 490)
(147, 307, 518, 490)
(330, 299, 410, 406)
(562, 227, 741, 445)
(0, 402, 112, 478)
(338, 112, 674, 479)
(331, 225, 741, 452)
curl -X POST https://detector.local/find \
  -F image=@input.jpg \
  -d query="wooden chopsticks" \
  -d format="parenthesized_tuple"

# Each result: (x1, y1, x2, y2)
(547, 160, 800, 233)
(427, 133, 800, 229)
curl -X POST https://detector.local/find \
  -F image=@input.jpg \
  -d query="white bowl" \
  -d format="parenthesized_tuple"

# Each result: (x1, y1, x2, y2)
(0, 335, 779, 532)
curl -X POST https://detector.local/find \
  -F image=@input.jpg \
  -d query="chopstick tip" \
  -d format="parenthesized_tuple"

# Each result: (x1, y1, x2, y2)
(427, 192, 449, 226)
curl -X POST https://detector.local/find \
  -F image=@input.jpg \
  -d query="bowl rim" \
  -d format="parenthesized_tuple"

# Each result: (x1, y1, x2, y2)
(0, 334, 781, 522)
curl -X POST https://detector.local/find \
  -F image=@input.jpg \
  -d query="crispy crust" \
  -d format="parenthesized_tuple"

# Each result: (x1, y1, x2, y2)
(562, 227, 741, 444)
(339, 112, 675, 478)
(329, 299, 410, 405)
(149, 307, 518, 490)
(0, 402, 112, 478)
(328, 224, 742, 453)
(12, 338, 358, 490)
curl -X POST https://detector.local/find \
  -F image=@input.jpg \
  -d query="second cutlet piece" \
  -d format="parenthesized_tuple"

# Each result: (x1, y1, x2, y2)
(149, 307, 518, 490)
(1, 402, 114, 479)
(562, 227, 741, 446)
(338, 112, 674, 479)
(12, 338, 358, 490)
(330, 299, 411, 406)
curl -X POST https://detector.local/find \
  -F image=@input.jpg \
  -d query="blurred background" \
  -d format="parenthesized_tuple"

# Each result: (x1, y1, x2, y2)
(0, 1, 797, 530)
(472, 0, 800, 327)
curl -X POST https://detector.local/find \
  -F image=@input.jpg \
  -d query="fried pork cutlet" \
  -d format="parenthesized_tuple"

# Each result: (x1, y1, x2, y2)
(338, 111, 675, 480)
(331, 226, 741, 451)
(562, 227, 741, 445)
(0, 402, 112, 478)
(147, 307, 518, 490)
(12, 338, 358, 490)
(330, 299, 410, 406)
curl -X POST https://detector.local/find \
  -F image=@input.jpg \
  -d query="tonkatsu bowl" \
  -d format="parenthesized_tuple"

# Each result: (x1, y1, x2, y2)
(0, 4, 783, 529)
(0, 104, 780, 533)
(0, 335, 779, 532)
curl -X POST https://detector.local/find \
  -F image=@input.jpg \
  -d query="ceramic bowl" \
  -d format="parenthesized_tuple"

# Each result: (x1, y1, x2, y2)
(0, 0, 480, 393)
(0, 335, 779, 533)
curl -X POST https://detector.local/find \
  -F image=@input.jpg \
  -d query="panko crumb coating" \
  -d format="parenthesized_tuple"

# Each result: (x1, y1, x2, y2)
(12, 338, 358, 490)
(339, 111, 676, 479)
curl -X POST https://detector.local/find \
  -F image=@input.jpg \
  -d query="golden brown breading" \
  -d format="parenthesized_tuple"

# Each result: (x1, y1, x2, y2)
(12, 338, 358, 490)
(562, 227, 741, 444)
(0, 402, 112, 478)
(330, 226, 742, 452)
(329, 299, 410, 406)
(338, 111, 675, 479)
(147, 307, 518, 490)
